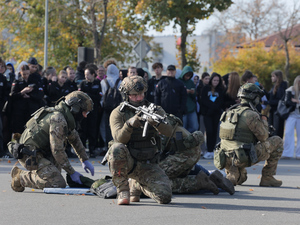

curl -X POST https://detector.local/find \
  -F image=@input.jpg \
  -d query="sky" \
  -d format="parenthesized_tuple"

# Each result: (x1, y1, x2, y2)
(146, 17, 215, 36)
(145, 0, 296, 37)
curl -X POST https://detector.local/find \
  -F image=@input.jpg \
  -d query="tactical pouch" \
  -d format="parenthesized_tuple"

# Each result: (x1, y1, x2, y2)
(90, 176, 117, 199)
(234, 148, 249, 165)
(129, 148, 157, 161)
(241, 143, 258, 164)
(214, 148, 226, 170)
(25, 155, 38, 171)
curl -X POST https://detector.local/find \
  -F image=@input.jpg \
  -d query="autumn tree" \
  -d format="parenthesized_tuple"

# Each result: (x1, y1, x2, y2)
(176, 39, 201, 72)
(212, 42, 300, 90)
(0, 0, 147, 69)
(126, 0, 232, 69)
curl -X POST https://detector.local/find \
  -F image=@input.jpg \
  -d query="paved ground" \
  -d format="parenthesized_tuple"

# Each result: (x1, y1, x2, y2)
(1, 157, 299, 225)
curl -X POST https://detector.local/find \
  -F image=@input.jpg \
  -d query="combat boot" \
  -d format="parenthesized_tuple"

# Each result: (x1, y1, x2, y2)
(209, 170, 235, 195)
(129, 179, 141, 202)
(11, 166, 25, 192)
(196, 171, 219, 195)
(259, 175, 282, 187)
(117, 191, 130, 205)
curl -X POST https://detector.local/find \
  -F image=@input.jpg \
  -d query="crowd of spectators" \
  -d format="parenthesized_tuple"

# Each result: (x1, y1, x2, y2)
(0, 56, 298, 160)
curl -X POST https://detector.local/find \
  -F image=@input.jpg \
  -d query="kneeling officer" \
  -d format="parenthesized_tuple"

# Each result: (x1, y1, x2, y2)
(215, 83, 283, 187)
(9, 91, 95, 192)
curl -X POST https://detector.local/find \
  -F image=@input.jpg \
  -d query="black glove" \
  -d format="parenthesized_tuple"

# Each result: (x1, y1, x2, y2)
(126, 114, 143, 128)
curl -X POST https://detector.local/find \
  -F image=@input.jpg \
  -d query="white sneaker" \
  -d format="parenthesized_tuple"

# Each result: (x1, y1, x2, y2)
(203, 152, 214, 159)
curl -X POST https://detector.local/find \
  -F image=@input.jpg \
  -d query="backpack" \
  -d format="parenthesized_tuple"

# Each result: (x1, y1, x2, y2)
(103, 78, 122, 112)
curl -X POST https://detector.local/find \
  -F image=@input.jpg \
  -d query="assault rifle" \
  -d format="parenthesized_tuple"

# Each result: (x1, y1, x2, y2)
(120, 101, 168, 137)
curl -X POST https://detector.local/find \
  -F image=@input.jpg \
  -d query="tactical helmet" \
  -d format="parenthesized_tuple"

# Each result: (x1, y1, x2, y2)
(64, 91, 93, 114)
(237, 83, 264, 100)
(119, 75, 148, 101)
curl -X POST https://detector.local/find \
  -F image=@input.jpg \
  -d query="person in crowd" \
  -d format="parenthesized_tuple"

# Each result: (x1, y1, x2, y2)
(179, 65, 198, 132)
(78, 67, 102, 158)
(266, 70, 288, 138)
(0, 58, 9, 158)
(241, 70, 256, 84)
(108, 75, 173, 205)
(127, 66, 137, 77)
(223, 72, 241, 110)
(8, 91, 95, 192)
(146, 62, 165, 103)
(100, 64, 121, 154)
(47, 70, 70, 107)
(143, 67, 152, 82)
(201, 72, 224, 159)
(96, 65, 106, 82)
(155, 65, 187, 121)
(217, 83, 283, 187)
(103, 58, 117, 70)
(65, 66, 77, 93)
(10, 65, 43, 134)
(42, 67, 57, 106)
(15, 61, 28, 80)
(75, 61, 87, 86)
(197, 72, 210, 154)
(119, 69, 127, 80)
(27, 57, 42, 86)
(193, 74, 200, 87)
(282, 75, 300, 159)
(5, 62, 16, 87)
(37, 64, 43, 77)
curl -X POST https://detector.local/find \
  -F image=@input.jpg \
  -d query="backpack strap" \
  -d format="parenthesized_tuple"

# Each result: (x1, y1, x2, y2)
(114, 78, 120, 89)
(104, 78, 111, 89)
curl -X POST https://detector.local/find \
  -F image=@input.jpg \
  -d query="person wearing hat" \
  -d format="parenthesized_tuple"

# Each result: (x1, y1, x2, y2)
(155, 64, 187, 121)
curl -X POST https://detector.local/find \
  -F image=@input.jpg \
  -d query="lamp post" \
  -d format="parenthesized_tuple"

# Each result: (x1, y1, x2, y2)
(44, 0, 48, 68)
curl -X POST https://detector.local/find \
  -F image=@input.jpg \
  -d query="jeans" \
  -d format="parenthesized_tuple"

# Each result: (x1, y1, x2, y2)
(183, 111, 199, 133)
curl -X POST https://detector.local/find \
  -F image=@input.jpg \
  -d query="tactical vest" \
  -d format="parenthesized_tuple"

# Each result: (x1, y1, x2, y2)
(20, 102, 76, 151)
(124, 105, 159, 161)
(219, 106, 257, 144)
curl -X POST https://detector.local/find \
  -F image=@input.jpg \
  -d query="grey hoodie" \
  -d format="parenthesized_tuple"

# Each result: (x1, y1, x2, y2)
(100, 64, 121, 105)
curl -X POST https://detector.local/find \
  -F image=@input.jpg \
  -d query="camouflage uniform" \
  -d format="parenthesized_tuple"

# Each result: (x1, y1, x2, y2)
(108, 102, 174, 204)
(217, 83, 283, 186)
(108, 75, 175, 204)
(9, 91, 92, 190)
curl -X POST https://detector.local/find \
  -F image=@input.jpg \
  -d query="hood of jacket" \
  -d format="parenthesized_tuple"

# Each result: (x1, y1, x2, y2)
(179, 65, 193, 80)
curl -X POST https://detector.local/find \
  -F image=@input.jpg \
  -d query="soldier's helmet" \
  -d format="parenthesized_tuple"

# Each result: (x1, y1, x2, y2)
(237, 83, 264, 101)
(64, 91, 93, 114)
(118, 75, 148, 101)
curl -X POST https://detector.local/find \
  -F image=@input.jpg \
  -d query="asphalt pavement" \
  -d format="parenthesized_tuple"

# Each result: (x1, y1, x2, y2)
(1, 157, 299, 225)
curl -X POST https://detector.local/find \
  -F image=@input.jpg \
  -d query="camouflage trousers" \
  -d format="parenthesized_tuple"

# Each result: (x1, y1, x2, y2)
(159, 133, 202, 193)
(17, 152, 66, 189)
(107, 143, 172, 204)
(225, 136, 283, 185)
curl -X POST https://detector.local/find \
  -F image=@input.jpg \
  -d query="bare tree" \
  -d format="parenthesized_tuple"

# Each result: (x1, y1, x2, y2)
(213, 0, 279, 41)
(273, 0, 300, 82)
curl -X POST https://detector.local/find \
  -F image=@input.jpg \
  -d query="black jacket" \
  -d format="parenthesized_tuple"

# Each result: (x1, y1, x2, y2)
(146, 76, 165, 103)
(10, 77, 44, 115)
(65, 79, 78, 93)
(47, 82, 72, 106)
(201, 85, 224, 116)
(79, 79, 102, 109)
(0, 73, 8, 110)
(154, 77, 187, 120)
(267, 81, 288, 113)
